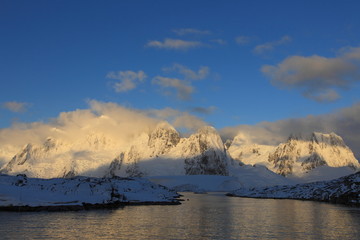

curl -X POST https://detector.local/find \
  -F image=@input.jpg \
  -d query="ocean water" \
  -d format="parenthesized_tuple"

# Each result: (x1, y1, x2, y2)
(1, 192, 359, 239)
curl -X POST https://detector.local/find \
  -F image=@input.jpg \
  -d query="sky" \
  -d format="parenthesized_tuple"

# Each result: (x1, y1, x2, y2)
(1, 0, 360, 156)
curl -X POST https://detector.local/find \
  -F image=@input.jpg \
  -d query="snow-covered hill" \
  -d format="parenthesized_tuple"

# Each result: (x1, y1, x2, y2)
(228, 132, 360, 181)
(0, 174, 180, 210)
(227, 171, 360, 206)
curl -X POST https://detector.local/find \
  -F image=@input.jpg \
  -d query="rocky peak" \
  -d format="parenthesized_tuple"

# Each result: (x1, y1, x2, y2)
(287, 133, 303, 141)
(191, 126, 224, 152)
(147, 121, 180, 157)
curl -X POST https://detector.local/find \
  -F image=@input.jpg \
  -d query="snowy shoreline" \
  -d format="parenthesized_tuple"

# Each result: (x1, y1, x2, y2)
(0, 174, 181, 211)
(226, 172, 360, 207)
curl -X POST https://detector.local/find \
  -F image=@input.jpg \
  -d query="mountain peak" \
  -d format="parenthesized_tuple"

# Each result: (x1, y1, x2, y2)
(311, 132, 346, 147)
(153, 121, 176, 131)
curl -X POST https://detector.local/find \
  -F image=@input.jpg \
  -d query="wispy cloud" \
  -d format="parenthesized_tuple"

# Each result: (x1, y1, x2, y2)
(152, 76, 193, 100)
(2, 101, 29, 113)
(211, 39, 227, 45)
(190, 106, 217, 115)
(261, 47, 360, 102)
(146, 38, 203, 50)
(106, 70, 147, 92)
(163, 63, 209, 80)
(235, 36, 251, 45)
(254, 35, 292, 54)
(153, 64, 210, 100)
(173, 28, 211, 36)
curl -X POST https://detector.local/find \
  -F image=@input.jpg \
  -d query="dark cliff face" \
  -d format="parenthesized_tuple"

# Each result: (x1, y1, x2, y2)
(184, 149, 228, 175)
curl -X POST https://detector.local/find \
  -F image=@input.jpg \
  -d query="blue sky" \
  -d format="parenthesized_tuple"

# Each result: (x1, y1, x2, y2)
(1, 0, 360, 130)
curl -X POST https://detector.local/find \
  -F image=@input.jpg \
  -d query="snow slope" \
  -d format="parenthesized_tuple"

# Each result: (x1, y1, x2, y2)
(0, 174, 180, 210)
(147, 165, 296, 193)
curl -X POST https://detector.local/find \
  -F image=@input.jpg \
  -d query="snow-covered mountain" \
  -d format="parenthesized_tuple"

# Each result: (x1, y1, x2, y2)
(1, 121, 359, 187)
(108, 123, 229, 177)
(0, 134, 123, 178)
(0, 122, 230, 178)
(228, 132, 360, 179)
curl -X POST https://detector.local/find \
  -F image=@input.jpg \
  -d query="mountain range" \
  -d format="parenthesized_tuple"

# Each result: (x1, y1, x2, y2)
(1, 122, 359, 186)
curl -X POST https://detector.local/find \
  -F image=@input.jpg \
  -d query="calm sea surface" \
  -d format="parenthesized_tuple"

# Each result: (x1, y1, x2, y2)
(0, 192, 359, 240)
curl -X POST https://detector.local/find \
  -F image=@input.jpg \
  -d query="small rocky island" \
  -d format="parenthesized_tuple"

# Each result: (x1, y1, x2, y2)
(227, 172, 360, 206)
(0, 174, 180, 211)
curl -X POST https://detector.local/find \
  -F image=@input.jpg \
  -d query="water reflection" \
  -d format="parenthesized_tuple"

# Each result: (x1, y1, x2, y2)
(0, 193, 359, 239)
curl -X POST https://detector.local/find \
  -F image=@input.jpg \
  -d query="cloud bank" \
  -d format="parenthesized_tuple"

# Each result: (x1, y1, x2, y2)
(220, 102, 360, 158)
(262, 47, 360, 102)
(0, 101, 208, 158)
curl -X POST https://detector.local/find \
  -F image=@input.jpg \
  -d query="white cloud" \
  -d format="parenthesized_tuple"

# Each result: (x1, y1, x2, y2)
(2, 101, 29, 113)
(152, 76, 193, 100)
(163, 63, 209, 80)
(173, 28, 211, 36)
(106, 70, 147, 92)
(146, 38, 203, 50)
(254, 35, 291, 54)
(261, 47, 360, 102)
